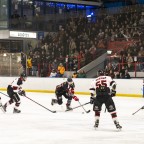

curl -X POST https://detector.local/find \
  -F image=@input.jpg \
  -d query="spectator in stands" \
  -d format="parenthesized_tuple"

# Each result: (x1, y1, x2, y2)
(126, 53, 133, 71)
(31, 54, 38, 76)
(72, 71, 78, 78)
(56, 70, 62, 77)
(120, 66, 126, 78)
(57, 63, 65, 77)
(85, 49, 92, 65)
(77, 70, 87, 78)
(105, 62, 114, 74)
(73, 58, 78, 71)
(49, 69, 57, 78)
(114, 71, 121, 79)
(139, 47, 144, 57)
(137, 53, 144, 71)
(42, 43, 49, 54)
(119, 54, 127, 69)
(108, 69, 115, 79)
(51, 59, 59, 71)
(21, 54, 27, 74)
(69, 38, 76, 55)
(131, 46, 139, 56)
(139, 15, 144, 26)
(97, 39, 105, 49)
(89, 44, 97, 59)
(79, 50, 85, 68)
(124, 69, 131, 79)
(27, 56, 32, 76)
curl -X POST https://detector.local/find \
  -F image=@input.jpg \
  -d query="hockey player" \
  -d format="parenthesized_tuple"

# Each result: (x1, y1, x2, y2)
(3, 73, 27, 113)
(0, 97, 4, 112)
(0, 97, 2, 107)
(51, 78, 79, 110)
(0, 83, 4, 112)
(89, 70, 122, 130)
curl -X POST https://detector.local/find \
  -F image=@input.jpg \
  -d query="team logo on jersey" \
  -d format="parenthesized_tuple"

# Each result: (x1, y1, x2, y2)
(109, 105, 114, 111)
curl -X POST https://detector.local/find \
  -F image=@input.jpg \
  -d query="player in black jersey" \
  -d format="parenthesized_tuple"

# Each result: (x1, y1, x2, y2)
(3, 73, 27, 113)
(51, 78, 79, 110)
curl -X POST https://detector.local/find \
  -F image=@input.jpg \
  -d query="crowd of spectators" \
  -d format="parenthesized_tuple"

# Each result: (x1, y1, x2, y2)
(21, 4, 144, 78)
(104, 63, 131, 79)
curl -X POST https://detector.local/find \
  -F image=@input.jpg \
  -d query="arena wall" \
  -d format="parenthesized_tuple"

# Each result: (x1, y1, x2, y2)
(0, 77, 143, 97)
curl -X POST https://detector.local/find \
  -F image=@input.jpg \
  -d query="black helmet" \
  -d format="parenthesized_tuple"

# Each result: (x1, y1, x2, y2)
(67, 78, 73, 82)
(67, 78, 74, 87)
(20, 73, 27, 81)
(98, 70, 104, 76)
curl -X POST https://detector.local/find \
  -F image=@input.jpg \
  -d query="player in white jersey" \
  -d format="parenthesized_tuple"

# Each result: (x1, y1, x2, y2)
(0, 83, 5, 112)
(3, 73, 27, 113)
(0, 96, 4, 112)
(89, 70, 122, 130)
(0, 97, 2, 106)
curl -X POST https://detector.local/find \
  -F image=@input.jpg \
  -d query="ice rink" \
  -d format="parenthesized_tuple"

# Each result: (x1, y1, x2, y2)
(0, 92, 144, 144)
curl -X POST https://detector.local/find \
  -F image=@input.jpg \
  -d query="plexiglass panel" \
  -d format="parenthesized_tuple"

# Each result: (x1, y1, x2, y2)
(0, 53, 23, 76)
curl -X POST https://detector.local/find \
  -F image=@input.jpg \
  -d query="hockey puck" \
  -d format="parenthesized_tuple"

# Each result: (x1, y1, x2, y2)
(82, 112, 84, 114)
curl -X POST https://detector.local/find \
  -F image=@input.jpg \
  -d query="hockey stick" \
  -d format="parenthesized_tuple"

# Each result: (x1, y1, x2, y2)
(0, 92, 9, 97)
(78, 101, 91, 113)
(24, 95, 56, 113)
(65, 102, 90, 112)
(132, 106, 144, 115)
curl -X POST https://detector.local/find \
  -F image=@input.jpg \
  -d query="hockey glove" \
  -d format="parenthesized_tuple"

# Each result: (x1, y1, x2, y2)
(90, 94, 95, 104)
(73, 96, 79, 101)
(18, 90, 25, 96)
(111, 90, 116, 97)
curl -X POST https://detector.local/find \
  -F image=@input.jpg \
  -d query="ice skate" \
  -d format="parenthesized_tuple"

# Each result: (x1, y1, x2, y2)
(114, 120, 122, 131)
(51, 99, 57, 106)
(0, 103, 5, 113)
(94, 119, 99, 129)
(66, 104, 73, 111)
(2, 104, 7, 112)
(13, 108, 21, 113)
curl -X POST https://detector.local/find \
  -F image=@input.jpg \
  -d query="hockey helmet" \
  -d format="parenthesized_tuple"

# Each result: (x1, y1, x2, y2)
(67, 78, 73, 82)
(98, 70, 104, 76)
(67, 78, 74, 87)
(20, 73, 27, 81)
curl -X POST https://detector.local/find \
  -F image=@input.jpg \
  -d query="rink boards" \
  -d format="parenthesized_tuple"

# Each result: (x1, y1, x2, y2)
(0, 77, 143, 97)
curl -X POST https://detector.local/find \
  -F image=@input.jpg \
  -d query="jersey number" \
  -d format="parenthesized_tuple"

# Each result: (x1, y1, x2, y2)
(96, 80, 107, 88)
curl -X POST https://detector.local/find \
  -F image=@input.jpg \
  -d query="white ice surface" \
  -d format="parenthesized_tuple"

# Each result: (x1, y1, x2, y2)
(0, 92, 144, 144)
